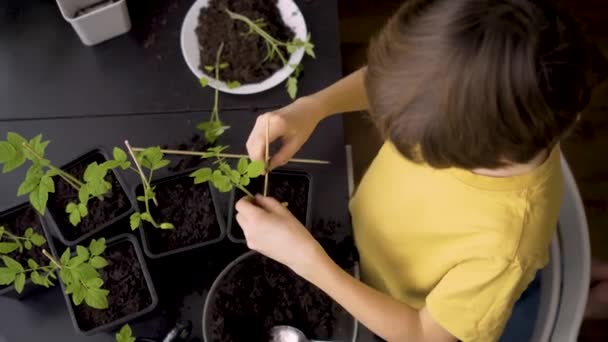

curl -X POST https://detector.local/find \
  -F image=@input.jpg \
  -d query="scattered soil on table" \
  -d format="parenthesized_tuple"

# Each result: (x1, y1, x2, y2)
(207, 253, 351, 342)
(196, 0, 295, 84)
(230, 171, 309, 240)
(73, 239, 153, 331)
(0, 205, 49, 291)
(141, 175, 222, 255)
(47, 152, 131, 243)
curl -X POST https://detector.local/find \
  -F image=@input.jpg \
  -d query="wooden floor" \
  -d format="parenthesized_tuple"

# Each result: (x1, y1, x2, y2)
(337, 0, 608, 340)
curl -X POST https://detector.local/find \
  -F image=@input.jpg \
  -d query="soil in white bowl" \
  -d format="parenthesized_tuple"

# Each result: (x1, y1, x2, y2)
(196, 0, 295, 84)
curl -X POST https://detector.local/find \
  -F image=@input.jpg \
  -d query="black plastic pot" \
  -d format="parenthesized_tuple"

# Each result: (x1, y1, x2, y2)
(226, 170, 313, 243)
(202, 251, 359, 342)
(44, 149, 135, 246)
(136, 170, 226, 259)
(57, 233, 158, 335)
(0, 203, 54, 299)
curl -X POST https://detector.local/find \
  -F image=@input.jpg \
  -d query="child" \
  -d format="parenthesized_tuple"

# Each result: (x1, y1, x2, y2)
(235, 0, 590, 341)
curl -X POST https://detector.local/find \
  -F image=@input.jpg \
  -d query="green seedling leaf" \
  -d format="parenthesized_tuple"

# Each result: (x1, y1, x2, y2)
(59, 268, 73, 285)
(140, 212, 153, 223)
(67, 254, 87, 268)
(190, 168, 213, 184)
(116, 324, 136, 342)
(68, 210, 81, 226)
(24, 228, 33, 238)
(241, 175, 250, 186)
(78, 186, 90, 204)
(14, 273, 25, 293)
(77, 245, 89, 260)
(72, 283, 86, 305)
(27, 259, 39, 269)
(29, 184, 50, 215)
(60, 248, 70, 265)
(17, 164, 43, 196)
(138, 147, 170, 171)
(85, 278, 104, 288)
(237, 158, 248, 174)
(219, 62, 229, 70)
(246, 160, 265, 178)
(24, 241, 32, 250)
(31, 271, 44, 286)
(199, 77, 209, 88)
(90, 256, 108, 269)
(78, 203, 88, 217)
(30, 233, 46, 247)
(159, 222, 175, 230)
(230, 170, 241, 184)
(89, 238, 106, 257)
(85, 288, 109, 309)
(136, 196, 146, 202)
(2, 132, 27, 173)
(211, 170, 232, 192)
(286, 76, 298, 99)
(2, 256, 23, 272)
(286, 44, 297, 54)
(74, 263, 98, 282)
(226, 81, 241, 89)
(0, 142, 16, 164)
(113, 147, 128, 163)
(130, 213, 141, 230)
(0, 267, 16, 285)
(204, 65, 214, 72)
(0, 242, 19, 254)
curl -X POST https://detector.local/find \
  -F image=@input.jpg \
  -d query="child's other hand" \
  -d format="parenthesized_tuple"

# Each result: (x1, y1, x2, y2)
(246, 97, 326, 170)
(235, 194, 325, 277)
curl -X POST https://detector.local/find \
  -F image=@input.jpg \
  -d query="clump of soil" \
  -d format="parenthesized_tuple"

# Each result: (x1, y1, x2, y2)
(47, 152, 131, 243)
(140, 175, 223, 255)
(73, 239, 153, 331)
(0, 205, 49, 291)
(196, 0, 295, 84)
(207, 253, 351, 342)
(230, 171, 309, 240)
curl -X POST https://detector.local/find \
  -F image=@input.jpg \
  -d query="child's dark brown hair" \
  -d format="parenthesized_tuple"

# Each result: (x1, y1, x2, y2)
(366, 0, 591, 169)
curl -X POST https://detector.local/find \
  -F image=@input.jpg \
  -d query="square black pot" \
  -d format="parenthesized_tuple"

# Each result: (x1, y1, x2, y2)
(226, 170, 313, 243)
(57, 233, 158, 335)
(44, 149, 135, 246)
(0, 203, 54, 299)
(136, 170, 226, 259)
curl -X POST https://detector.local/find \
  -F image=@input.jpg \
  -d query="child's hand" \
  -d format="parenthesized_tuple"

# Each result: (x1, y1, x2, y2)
(246, 97, 326, 170)
(235, 194, 326, 277)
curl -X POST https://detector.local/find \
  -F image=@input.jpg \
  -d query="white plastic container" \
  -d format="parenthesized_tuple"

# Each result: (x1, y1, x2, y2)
(55, 0, 131, 46)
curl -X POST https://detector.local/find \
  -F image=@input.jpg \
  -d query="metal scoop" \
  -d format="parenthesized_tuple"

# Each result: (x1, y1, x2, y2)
(270, 325, 333, 342)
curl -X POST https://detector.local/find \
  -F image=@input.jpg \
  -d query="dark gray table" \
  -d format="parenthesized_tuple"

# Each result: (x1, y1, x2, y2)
(0, 0, 354, 341)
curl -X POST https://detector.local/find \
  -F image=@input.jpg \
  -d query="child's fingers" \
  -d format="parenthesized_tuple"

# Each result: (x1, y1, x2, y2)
(246, 113, 283, 162)
(235, 196, 266, 219)
(254, 194, 289, 215)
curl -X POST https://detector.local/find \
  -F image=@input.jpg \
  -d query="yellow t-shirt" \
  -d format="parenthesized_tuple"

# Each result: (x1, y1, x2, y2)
(350, 142, 563, 342)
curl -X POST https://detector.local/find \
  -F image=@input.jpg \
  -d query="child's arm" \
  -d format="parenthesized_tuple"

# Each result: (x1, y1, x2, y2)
(235, 195, 456, 342)
(246, 68, 369, 169)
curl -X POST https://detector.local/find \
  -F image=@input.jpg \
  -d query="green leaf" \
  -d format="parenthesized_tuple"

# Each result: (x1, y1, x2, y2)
(138, 147, 168, 171)
(237, 158, 248, 174)
(14, 273, 25, 293)
(286, 76, 298, 99)
(29, 134, 50, 158)
(0, 242, 19, 254)
(116, 324, 136, 342)
(71, 283, 86, 305)
(40, 174, 55, 193)
(286, 44, 297, 54)
(130, 212, 141, 230)
(113, 147, 128, 163)
(199, 77, 209, 88)
(30, 233, 46, 247)
(24, 241, 32, 250)
(89, 238, 106, 257)
(60, 248, 70, 265)
(66, 202, 77, 213)
(29, 185, 49, 215)
(78, 186, 90, 204)
(246, 160, 265, 178)
(0, 141, 17, 164)
(2, 256, 23, 272)
(211, 170, 231, 192)
(83, 162, 106, 183)
(90, 256, 108, 269)
(0, 267, 16, 285)
(24, 227, 33, 238)
(59, 268, 73, 285)
(68, 210, 81, 226)
(219, 62, 229, 69)
(304, 41, 316, 58)
(204, 65, 214, 72)
(77, 245, 89, 260)
(67, 254, 87, 268)
(18, 165, 43, 196)
(74, 263, 98, 282)
(2, 132, 27, 173)
(140, 212, 153, 223)
(85, 277, 104, 288)
(27, 259, 39, 269)
(230, 170, 241, 184)
(85, 288, 109, 309)
(159, 222, 175, 230)
(227, 81, 241, 89)
(101, 160, 122, 170)
(190, 168, 213, 184)
(78, 203, 88, 217)
(30, 271, 44, 286)
(241, 175, 250, 186)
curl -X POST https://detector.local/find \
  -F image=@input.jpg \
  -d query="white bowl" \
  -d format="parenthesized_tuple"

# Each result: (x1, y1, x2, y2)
(180, 0, 308, 95)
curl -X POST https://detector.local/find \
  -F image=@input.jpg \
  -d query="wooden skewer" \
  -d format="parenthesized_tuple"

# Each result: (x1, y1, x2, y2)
(130, 147, 330, 165)
(263, 116, 270, 197)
